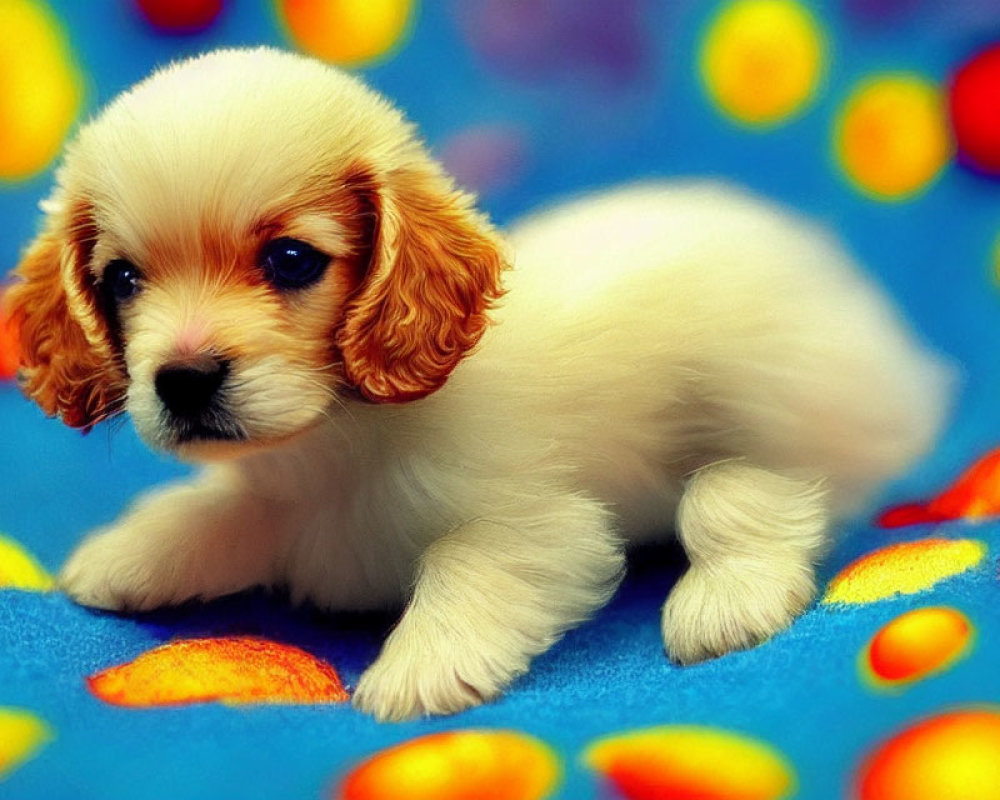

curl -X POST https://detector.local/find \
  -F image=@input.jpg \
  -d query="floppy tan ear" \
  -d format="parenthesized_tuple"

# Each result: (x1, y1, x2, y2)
(3, 210, 125, 430)
(336, 165, 507, 403)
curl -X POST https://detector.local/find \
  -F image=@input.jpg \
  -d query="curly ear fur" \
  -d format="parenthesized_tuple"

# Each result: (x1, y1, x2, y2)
(4, 209, 125, 430)
(336, 165, 508, 403)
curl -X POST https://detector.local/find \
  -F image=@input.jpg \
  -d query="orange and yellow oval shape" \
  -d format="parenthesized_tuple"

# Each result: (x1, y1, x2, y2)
(277, 0, 415, 67)
(337, 730, 560, 800)
(862, 607, 973, 688)
(0, 535, 54, 591)
(0, 708, 51, 778)
(585, 726, 795, 800)
(0, 0, 83, 180)
(856, 708, 1000, 800)
(700, 0, 826, 127)
(88, 636, 349, 707)
(823, 538, 986, 605)
(834, 74, 952, 200)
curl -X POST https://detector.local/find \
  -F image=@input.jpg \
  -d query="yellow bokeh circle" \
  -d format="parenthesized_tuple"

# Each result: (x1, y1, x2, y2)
(700, 0, 827, 127)
(0, 0, 83, 180)
(276, 0, 415, 67)
(835, 74, 952, 200)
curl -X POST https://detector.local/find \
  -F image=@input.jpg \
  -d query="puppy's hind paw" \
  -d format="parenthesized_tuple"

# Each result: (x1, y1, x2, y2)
(661, 563, 815, 665)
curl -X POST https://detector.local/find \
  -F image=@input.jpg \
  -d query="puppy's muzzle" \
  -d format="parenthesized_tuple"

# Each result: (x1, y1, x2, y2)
(155, 356, 229, 418)
(154, 355, 244, 442)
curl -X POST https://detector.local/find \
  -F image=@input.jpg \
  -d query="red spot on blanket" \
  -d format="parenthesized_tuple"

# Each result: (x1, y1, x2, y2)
(878, 447, 1000, 528)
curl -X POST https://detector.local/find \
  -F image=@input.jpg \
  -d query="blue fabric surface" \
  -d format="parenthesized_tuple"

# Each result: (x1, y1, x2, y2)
(2, 1, 1000, 798)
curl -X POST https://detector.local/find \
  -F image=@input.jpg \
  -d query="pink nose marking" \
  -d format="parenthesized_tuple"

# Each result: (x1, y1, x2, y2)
(174, 321, 211, 356)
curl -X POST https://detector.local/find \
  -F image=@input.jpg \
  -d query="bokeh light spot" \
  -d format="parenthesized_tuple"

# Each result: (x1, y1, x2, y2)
(879, 446, 1000, 527)
(337, 730, 560, 800)
(0, 0, 83, 180)
(451, 0, 649, 88)
(862, 607, 972, 688)
(134, 0, 224, 33)
(823, 539, 986, 605)
(0, 708, 51, 778)
(700, 0, 826, 127)
(87, 636, 349, 707)
(949, 43, 1000, 177)
(0, 535, 54, 591)
(835, 74, 952, 200)
(277, 0, 414, 66)
(856, 708, 1000, 800)
(584, 726, 795, 800)
(439, 124, 531, 197)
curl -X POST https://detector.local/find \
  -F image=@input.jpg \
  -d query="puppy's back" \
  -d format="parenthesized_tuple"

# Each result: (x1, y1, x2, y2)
(485, 182, 951, 517)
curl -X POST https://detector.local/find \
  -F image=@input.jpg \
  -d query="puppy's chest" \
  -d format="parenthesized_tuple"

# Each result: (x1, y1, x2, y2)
(276, 446, 461, 611)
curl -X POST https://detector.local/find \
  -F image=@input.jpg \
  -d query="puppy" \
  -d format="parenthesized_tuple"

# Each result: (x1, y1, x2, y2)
(5, 48, 949, 721)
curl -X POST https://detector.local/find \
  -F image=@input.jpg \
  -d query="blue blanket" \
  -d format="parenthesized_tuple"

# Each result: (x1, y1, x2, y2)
(2, 2, 1000, 798)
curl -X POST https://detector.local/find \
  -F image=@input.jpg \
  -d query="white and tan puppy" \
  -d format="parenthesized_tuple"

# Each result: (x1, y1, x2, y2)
(5, 48, 949, 721)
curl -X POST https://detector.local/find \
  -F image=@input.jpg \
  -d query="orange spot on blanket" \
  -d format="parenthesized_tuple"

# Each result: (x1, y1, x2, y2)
(862, 607, 972, 688)
(856, 708, 1000, 800)
(584, 726, 795, 800)
(337, 730, 560, 800)
(0, 708, 51, 778)
(823, 539, 986, 605)
(878, 447, 1000, 527)
(87, 636, 348, 707)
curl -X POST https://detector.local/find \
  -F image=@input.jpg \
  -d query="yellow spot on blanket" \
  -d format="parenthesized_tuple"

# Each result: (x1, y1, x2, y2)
(585, 726, 795, 800)
(0, 708, 51, 778)
(824, 539, 986, 605)
(862, 607, 973, 688)
(0, 535, 54, 591)
(337, 730, 560, 800)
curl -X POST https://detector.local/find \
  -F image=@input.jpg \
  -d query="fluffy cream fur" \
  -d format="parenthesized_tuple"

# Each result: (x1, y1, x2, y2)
(8, 49, 950, 721)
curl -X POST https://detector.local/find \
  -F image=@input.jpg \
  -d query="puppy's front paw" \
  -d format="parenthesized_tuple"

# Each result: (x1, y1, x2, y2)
(59, 528, 178, 613)
(352, 628, 519, 722)
(661, 564, 815, 665)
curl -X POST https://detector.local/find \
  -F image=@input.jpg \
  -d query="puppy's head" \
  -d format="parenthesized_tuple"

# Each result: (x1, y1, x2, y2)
(4, 48, 505, 458)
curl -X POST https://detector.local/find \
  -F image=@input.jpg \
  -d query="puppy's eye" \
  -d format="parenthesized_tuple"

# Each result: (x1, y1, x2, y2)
(102, 259, 143, 303)
(258, 238, 330, 291)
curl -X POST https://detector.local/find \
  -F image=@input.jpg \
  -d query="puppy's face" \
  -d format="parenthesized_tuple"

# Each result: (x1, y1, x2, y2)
(4, 49, 505, 459)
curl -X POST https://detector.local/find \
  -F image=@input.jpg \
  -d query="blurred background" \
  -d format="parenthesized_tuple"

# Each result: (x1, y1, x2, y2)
(2, 4, 1000, 798)
(2, 0, 1000, 466)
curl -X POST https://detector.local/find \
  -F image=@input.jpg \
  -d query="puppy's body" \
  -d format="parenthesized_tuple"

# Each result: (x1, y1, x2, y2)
(9, 49, 948, 721)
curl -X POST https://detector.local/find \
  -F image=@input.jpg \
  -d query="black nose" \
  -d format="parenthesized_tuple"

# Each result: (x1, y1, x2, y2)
(155, 358, 229, 418)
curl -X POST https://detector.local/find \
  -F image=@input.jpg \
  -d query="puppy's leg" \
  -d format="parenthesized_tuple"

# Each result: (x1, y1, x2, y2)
(662, 461, 828, 665)
(353, 494, 624, 721)
(60, 467, 289, 612)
